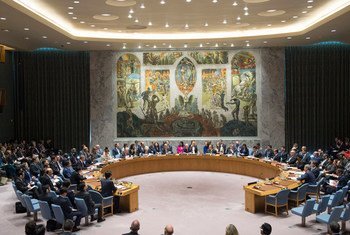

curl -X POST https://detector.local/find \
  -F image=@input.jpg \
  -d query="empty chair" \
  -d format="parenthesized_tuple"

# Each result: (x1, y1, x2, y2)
(89, 190, 114, 217)
(313, 195, 331, 215)
(51, 204, 65, 226)
(75, 197, 95, 225)
(289, 183, 309, 207)
(340, 204, 350, 231)
(291, 199, 316, 226)
(265, 189, 290, 216)
(307, 177, 324, 201)
(38, 200, 53, 221)
(316, 205, 344, 233)
(328, 190, 344, 213)
(22, 194, 40, 221)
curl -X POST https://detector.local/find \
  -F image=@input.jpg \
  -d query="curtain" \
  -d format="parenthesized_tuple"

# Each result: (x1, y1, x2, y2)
(285, 42, 350, 150)
(13, 50, 90, 152)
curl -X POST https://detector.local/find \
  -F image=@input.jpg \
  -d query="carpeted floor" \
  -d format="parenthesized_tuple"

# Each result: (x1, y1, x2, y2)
(0, 171, 342, 234)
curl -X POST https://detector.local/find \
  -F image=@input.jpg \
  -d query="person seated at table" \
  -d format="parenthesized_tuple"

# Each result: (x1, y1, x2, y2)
(53, 188, 82, 232)
(122, 220, 140, 235)
(264, 145, 274, 159)
(161, 143, 173, 155)
(177, 141, 184, 154)
(286, 150, 298, 166)
(297, 164, 316, 185)
(239, 144, 249, 156)
(100, 171, 120, 213)
(75, 182, 105, 223)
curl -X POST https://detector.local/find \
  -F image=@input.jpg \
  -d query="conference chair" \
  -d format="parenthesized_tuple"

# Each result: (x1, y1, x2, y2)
(306, 177, 324, 201)
(75, 198, 97, 225)
(22, 194, 40, 221)
(265, 189, 290, 216)
(89, 190, 114, 217)
(289, 183, 309, 207)
(51, 204, 65, 226)
(316, 205, 343, 234)
(340, 204, 350, 231)
(291, 198, 316, 226)
(313, 195, 331, 215)
(38, 200, 53, 221)
(328, 190, 344, 213)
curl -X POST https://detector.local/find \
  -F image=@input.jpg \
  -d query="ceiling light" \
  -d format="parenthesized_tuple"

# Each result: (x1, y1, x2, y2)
(306, 36, 311, 40)
(212, 0, 218, 3)
(302, 11, 308, 14)
(68, 6, 74, 9)
(80, 21, 85, 23)
(24, 28, 29, 31)
(128, 14, 132, 18)
(138, 45, 142, 49)
(246, 43, 250, 47)
(106, 44, 111, 47)
(184, 43, 188, 48)
(165, 23, 169, 28)
(134, 18, 139, 23)
(233, 1, 238, 6)
(129, 9, 134, 14)
(230, 43, 234, 47)
(25, 37, 29, 40)
(73, 1, 79, 3)
(42, 36, 47, 39)
(153, 45, 157, 48)
(199, 43, 203, 47)
(244, 6, 248, 11)
(160, 0, 166, 4)
(66, 42, 71, 45)
(90, 24, 95, 27)
(331, 29, 336, 33)
(223, 19, 227, 24)
(204, 22, 208, 27)
(185, 23, 189, 29)
(287, 36, 292, 40)
(83, 41, 88, 44)
(72, 16, 77, 19)
(168, 44, 172, 48)
(215, 43, 218, 47)
(148, 21, 152, 26)
(244, 11, 249, 16)
(0, 17, 6, 21)
(140, 3, 145, 8)
(307, 5, 313, 8)
(236, 16, 241, 20)
(68, 12, 74, 15)
(293, 16, 298, 19)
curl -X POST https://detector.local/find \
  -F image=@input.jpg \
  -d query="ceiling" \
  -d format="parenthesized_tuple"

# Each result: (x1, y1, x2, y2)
(0, 0, 350, 51)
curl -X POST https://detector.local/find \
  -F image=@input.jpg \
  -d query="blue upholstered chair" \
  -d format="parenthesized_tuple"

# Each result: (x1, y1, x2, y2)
(340, 204, 350, 231)
(291, 198, 316, 226)
(316, 205, 344, 233)
(265, 189, 290, 216)
(89, 190, 114, 217)
(313, 195, 331, 215)
(51, 204, 65, 226)
(328, 190, 344, 213)
(75, 197, 96, 225)
(22, 194, 40, 221)
(38, 200, 53, 221)
(289, 183, 309, 206)
(307, 177, 324, 201)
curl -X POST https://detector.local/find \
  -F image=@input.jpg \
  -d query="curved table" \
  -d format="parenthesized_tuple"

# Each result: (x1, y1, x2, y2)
(98, 155, 300, 213)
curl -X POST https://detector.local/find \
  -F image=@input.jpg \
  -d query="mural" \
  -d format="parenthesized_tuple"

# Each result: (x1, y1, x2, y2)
(116, 51, 257, 137)
(143, 70, 171, 122)
(143, 52, 183, 65)
(190, 51, 228, 64)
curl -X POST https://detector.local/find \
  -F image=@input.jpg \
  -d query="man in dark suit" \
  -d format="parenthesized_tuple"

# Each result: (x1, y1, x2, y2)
(297, 164, 316, 185)
(122, 220, 140, 235)
(75, 182, 105, 223)
(53, 188, 82, 232)
(101, 171, 120, 213)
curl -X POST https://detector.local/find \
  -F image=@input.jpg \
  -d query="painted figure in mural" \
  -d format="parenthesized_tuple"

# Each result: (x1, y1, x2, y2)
(227, 97, 240, 120)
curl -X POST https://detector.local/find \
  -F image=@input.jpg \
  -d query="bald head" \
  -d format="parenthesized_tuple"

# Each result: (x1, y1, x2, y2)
(130, 220, 140, 232)
(164, 224, 174, 235)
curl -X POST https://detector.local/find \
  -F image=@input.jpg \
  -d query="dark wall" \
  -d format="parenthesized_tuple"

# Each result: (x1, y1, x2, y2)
(285, 43, 350, 150)
(13, 50, 90, 151)
(0, 51, 14, 142)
